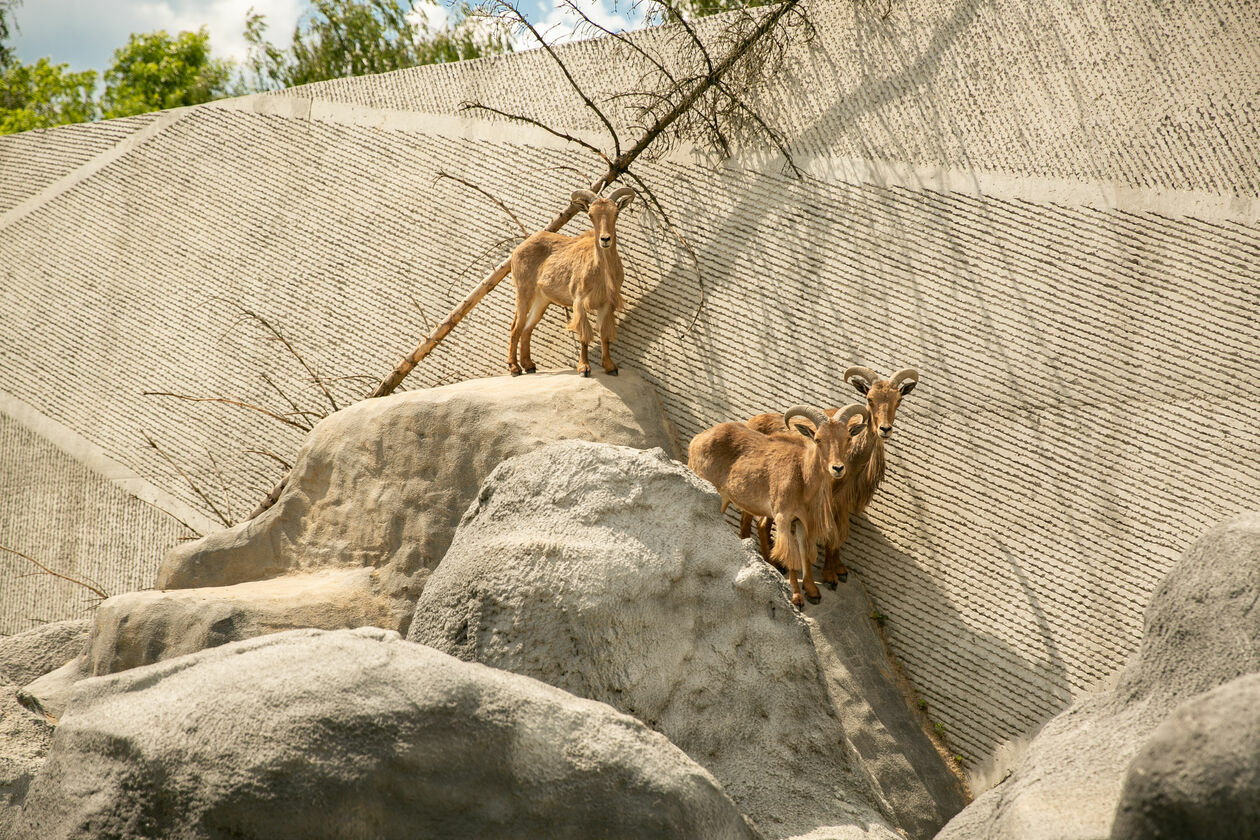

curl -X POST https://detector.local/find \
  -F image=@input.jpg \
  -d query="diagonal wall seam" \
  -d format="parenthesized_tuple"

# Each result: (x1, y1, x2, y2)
(0, 108, 191, 234)
(0, 391, 220, 537)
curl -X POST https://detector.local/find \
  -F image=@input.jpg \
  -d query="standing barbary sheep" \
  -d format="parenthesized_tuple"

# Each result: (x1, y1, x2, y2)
(507, 187, 636, 378)
(688, 404, 870, 609)
(842, 366, 918, 514)
(740, 366, 919, 586)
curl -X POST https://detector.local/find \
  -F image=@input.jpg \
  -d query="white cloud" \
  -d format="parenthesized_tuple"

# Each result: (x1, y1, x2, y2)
(525, 0, 637, 47)
(10, 0, 648, 74)
(11, 0, 303, 71)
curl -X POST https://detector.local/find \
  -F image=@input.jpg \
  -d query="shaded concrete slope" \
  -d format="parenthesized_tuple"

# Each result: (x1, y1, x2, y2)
(1, 0, 1258, 774)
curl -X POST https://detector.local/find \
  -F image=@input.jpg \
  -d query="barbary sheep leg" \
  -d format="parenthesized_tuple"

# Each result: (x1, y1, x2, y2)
(821, 545, 849, 588)
(598, 305, 618, 375)
(517, 296, 548, 374)
(759, 518, 783, 572)
(795, 522, 822, 604)
(773, 513, 805, 609)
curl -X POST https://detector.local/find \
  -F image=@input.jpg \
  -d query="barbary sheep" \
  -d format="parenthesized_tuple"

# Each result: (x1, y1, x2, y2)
(740, 366, 919, 587)
(687, 404, 870, 609)
(507, 187, 636, 378)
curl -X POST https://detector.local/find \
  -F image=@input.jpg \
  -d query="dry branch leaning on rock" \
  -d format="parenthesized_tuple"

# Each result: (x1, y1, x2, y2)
(687, 403, 869, 610)
(508, 187, 636, 378)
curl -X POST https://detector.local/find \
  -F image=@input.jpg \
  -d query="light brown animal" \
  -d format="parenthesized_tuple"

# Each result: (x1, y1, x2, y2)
(687, 404, 870, 609)
(507, 187, 635, 378)
(740, 366, 919, 586)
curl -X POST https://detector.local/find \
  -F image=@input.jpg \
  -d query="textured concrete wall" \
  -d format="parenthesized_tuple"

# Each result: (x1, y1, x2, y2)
(1, 0, 1257, 768)
(0, 410, 196, 636)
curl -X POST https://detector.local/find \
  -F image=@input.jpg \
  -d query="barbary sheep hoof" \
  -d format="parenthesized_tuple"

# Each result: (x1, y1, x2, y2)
(792, 598, 804, 611)
(805, 591, 822, 605)
(837, 571, 848, 583)
(824, 580, 837, 591)
(525, 366, 537, 374)
(605, 368, 619, 376)
(579, 367, 591, 378)
(509, 367, 522, 377)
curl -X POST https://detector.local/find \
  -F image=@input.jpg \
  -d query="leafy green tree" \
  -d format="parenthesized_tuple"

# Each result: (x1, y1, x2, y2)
(100, 28, 234, 118)
(244, 0, 510, 90)
(0, 57, 97, 134)
(0, 0, 20, 70)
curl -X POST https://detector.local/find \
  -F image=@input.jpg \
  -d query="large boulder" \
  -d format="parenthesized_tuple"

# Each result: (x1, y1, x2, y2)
(1110, 672, 1260, 840)
(160, 370, 679, 609)
(10, 627, 758, 840)
(19, 371, 678, 717)
(936, 512, 1260, 840)
(0, 621, 89, 837)
(409, 439, 963, 840)
(0, 621, 88, 687)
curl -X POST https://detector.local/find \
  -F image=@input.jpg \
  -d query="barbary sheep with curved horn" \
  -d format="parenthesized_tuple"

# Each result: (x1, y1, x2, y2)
(507, 187, 636, 378)
(687, 403, 870, 610)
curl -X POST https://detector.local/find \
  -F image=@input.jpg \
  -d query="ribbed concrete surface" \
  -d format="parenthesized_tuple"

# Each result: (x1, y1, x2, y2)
(0, 115, 156, 213)
(1, 0, 1257, 767)
(0, 416, 193, 636)
(279, 0, 1260, 199)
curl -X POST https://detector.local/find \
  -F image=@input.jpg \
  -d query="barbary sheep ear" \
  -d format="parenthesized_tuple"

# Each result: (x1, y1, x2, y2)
(844, 366, 876, 396)
(891, 368, 919, 396)
(790, 420, 816, 439)
(570, 190, 597, 212)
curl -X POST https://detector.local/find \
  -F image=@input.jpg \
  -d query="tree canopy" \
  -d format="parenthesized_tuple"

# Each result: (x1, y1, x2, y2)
(245, 0, 511, 91)
(101, 28, 234, 119)
(0, 57, 97, 134)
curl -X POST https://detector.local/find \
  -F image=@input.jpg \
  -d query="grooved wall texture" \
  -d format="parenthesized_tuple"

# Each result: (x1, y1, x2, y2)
(0, 115, 156, 213)
(1, 0, 1257, 765)
(0, 416, 193, 636)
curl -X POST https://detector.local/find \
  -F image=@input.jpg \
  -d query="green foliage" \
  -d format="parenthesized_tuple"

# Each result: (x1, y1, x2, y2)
(0, 0, 20, 70)
(101, 28, 234, 119)
(244, 0, 511, 91)
(0, 57, 97, 134)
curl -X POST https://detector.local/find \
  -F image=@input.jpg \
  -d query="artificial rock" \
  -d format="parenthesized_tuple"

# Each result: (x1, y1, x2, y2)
(10, 628, 757, 840)
(409, 439, 963, 839)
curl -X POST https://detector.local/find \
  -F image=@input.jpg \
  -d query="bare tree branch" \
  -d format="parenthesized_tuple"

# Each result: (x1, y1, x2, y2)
(460, 102, 612, 163)
(0, 545, 110, 600)
(484, 0, 622, 159)
(143, 391, 314, 432)
(216, 299, 339, 412)
(141, 430, 233, 527)
(436, 169, 528, 235)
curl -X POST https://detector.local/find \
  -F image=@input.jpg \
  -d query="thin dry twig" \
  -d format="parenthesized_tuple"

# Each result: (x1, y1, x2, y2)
(216, 299, 339, 413)
(143, 391, 314, 432)
(141, 429, 233, 527)
(436, 169, 528, 235)
(260, 373, 318, 431)
(245, 448, 293, 471)
(0, 545, 110, 600)
(460, 103, 611, 163)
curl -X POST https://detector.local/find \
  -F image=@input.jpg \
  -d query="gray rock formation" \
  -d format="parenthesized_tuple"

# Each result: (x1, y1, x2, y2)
(937, 512, 1260, 840)
(1110, 672, 1260, 840)
(10, 627, 758, 840)
(0, 621, 89, 838)
(0, 621, 88, 687)
(409, 439, 963, 840)
(19, 371, 679, 717)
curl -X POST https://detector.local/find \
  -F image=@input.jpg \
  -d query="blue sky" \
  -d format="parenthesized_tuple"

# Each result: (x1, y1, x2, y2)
(9, 0, 645, 74)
